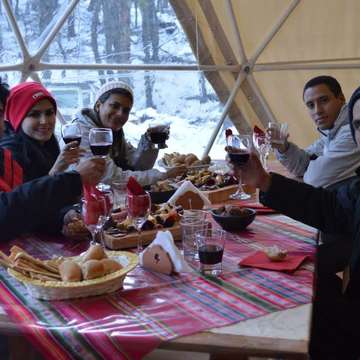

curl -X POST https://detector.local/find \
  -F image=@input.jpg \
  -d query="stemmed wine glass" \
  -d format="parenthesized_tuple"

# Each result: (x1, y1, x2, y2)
(148, 124, 170, 149)
(227, 134, 251, 200)
(62, 122, 82, 147)
(127, 192, 151, 253)
(252, 132, 271, 171)
(89, 128, 113, 158)
(89, 128, 113, 191)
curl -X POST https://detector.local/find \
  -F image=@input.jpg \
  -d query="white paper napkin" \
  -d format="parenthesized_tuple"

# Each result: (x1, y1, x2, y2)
(139, 230, 192, 273)
(167, 180, 211, 208)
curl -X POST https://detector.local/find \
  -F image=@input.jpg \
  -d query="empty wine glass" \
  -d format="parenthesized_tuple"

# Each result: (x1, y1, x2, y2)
(227, 134, 251, 200)
(62, 122, 82, 147)
(127, 192, 151, 253)
(253, 132, 271, 171)
(89, 128, 113, 158)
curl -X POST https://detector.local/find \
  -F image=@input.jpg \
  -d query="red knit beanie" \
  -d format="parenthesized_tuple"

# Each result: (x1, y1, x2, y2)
(5, 82, 57, 131)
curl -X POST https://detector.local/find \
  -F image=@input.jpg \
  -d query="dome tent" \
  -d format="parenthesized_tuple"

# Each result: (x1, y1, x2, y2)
(0, 0, 359, 157)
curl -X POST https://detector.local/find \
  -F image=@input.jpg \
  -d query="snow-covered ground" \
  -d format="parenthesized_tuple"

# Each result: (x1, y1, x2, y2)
(0, 0, 234, 161)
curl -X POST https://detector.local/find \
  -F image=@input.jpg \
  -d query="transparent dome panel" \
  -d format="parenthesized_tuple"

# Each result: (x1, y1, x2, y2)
(42, 0, 197, 65)
(39, 69, 226, 161)
(0, 4, 23, 66)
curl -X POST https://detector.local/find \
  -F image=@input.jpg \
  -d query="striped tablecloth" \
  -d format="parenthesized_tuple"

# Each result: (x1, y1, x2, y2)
(0, 214, 316, 360)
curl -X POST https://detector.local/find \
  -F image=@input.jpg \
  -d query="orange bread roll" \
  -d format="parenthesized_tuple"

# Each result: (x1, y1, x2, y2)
(59, 260, 82, 282)
(81, 260, 105, 280)
(82, 244, 107, 262)
(101, 259, 123, 275)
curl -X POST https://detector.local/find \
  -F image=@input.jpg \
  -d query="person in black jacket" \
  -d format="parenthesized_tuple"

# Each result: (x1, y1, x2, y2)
(0, 81, 84, 182)
(0, 79, 106, 241)
(227, 86, 360, 359)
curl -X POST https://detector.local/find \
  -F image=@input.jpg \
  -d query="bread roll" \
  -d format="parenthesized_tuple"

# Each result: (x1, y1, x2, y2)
(59, 260, 82, 282)
(82, 244, 107, 262)
(101, 259, 123, 275)
(82, 260, 105, 280)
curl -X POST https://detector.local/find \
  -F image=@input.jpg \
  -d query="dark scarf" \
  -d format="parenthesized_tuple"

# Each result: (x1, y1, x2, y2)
(0, 122, 60, 181)
(81, 109, 134, 170)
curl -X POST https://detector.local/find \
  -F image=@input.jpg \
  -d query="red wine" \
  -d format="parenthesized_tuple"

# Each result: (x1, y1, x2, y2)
(63, 136, 81, 145)
(150, 132, 168, 144)
(198, 244, 223, 265)
(228, 152, 249, 165)
(90, 143, 112, 156)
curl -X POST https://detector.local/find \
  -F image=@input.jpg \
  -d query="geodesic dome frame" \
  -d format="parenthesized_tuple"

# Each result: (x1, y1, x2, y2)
(1, 0, 359, 157)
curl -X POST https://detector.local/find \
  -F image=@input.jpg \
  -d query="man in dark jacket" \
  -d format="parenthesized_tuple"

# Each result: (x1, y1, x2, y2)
(228, 85, 360, 359)
(0, 78, 106, 241)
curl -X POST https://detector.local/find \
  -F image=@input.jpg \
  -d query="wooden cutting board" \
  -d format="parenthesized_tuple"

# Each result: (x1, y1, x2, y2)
(103, 224, 182, 250)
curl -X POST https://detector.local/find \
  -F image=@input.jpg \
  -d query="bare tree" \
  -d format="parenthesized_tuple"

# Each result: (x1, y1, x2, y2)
(89, 0, 105, 83)
(67, 12, 76, 39)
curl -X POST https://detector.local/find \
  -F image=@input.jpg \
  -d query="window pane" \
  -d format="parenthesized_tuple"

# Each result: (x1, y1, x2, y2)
(39, 69, 228, 160)
(41, 0, 196, 66)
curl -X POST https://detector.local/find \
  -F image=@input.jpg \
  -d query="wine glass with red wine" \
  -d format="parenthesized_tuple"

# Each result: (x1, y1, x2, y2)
(62, 122, 82, 147)
(89, 128, 113, 158)
(227, 134, 251, 200)
(89, 128, 113, 191)
(148, 124, 169, 149)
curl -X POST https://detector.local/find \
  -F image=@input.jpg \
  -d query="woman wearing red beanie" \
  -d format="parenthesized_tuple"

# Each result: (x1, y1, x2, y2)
(0, 82, 84, 181)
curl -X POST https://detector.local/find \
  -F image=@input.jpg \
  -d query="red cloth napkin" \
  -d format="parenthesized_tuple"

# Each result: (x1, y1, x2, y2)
(83, 184, 111, 225)
(239, 251, 308, 272)
(241, 201, 277, 214)
(127, 176, 145, 195)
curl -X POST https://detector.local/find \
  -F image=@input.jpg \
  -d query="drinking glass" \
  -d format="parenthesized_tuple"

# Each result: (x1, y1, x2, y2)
(62, 122, 82, 147)
(268, 122, 288, 146)
(195, 228, 226, 276)
(127, 192, 151, 253)
(89, 128, 113, 191)
(89, 128, 113, 158)
(112, 179, 129, 212)
(82, 193, 113, 247)
(148, 124, 170, 149)
(252, 132, 271, 171)
(227, 134, 251, 200)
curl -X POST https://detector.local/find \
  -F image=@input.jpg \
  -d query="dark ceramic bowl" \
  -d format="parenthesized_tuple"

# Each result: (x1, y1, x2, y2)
(211, 208, 256, 231)
(148, 189, 176, 204)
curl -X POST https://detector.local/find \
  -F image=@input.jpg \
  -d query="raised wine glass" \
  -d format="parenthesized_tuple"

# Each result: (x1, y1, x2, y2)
(227, 134, 251, 200)
(127, 192, 151, 253)
(148, 124, 170, 149)
(252, 132, 270, 171)
(89, 128, 113, 191)
(89, 128, 113, 158)
(62, 122, 82, 147)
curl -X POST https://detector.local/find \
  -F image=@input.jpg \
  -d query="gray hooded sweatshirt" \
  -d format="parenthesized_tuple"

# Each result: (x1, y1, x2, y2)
(275, 104, 360, 188)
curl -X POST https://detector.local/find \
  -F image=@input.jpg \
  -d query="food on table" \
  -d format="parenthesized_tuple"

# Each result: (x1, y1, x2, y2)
(81, 259, 105, 280)
(162, 152, 211, 168)
(105, 203, 183, 236)
(176, 169, 237, 191)
(82, 243, 108, 262)
(148, 179, 176, 192)
(213, 205, 253, 217)
(101, 259, 123, 275)
(0, 245, 124, 283)
(59, 260, 82, 282)
(264, 245, 288, 262)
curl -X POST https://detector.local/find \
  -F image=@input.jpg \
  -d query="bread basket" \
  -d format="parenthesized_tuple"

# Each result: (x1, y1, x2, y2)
(8, 251, 138, 300)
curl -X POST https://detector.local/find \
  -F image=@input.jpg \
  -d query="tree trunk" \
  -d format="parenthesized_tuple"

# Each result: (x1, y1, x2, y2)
(199, 73, 208, 103)
(89, 0, 105, 83)
(67, 13, 75, 39)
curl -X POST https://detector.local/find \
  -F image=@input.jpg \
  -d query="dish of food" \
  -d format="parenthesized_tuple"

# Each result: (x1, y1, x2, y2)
(3, 245, 138, 300)
(159, 152, 212, 170)
(211, 205, 256, 231)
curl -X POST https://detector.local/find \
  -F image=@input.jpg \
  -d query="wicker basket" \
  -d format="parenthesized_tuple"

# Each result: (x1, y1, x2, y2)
(8, 251, 138, 300)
